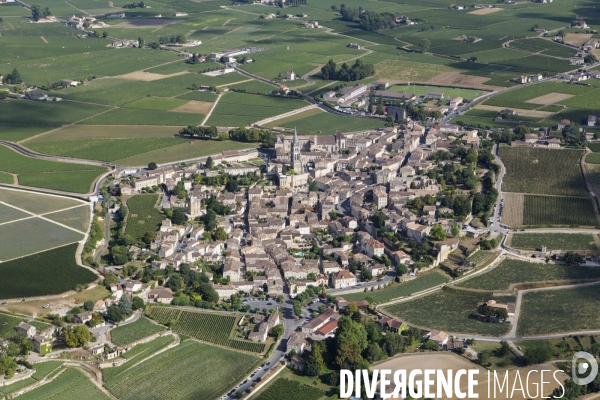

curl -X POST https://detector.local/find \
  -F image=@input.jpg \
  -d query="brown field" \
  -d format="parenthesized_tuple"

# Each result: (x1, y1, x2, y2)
(28, 125, 181, 141)
(469, 7, 503, 15)
(0, 285, 110, 317)
(431, 72, 503, 91)
(474, 104, 555, 118)
(564, 33, 593, 46)
(374, 353, 567, 399)
(169, 100, 213, 114)
(502, 192, 525, 227)
(116, 70, 189, 82)
(525, 93, 575, 105)
(112, 18, 182, 29)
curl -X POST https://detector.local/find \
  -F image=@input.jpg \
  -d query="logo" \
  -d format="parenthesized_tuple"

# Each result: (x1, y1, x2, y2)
(572, 351, 598, 386)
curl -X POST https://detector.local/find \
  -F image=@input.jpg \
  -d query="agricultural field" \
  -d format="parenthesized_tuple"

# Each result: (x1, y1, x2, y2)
(255, 378, 326, 400)
(0, 144, 107, 194)
(509, 233, 599, 251)
(518, 284, 600, 337)
(387, 84, 485, 101)
(148, 306, 267, 353)
(0, 99, 110, 127)
(111, 139, 256, 166)
(456, 259, 600, 291)
(31, 361, 64, 381)
(105, 340, 260, 400)
(341, 271, 449, 304)
(18, 368, 110, 400)
(498, 146, 587, 196)
(206, 92, 309, 127)
(124, 194, 164, 242)
(509, 38, 577, 58)
(586, 153, 600, 164)
(0, 312, 27, 338)
(0, 244, 97, 299)
(277, 112, 386, 134)
(383, 290, 514, 336)
(522, 195, 598, 226)
(110, 316, 165, 346)
(0, 188, 90, 260)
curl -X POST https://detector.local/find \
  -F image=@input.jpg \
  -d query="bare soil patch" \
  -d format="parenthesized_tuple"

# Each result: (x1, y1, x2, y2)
(564, 33, 592, 46)
(169, 100, 213, 114)
(116, 70, 189, 82)
(525, 92, 574, 105)
(375, 353, 567, 399)
(432, 71, 503, 91)
(264, 107, 323, 128)
(502, 192, 525, 227)
(112, 18, 182, 29)
(469, 7, 503, 15)
(222, 18, 235, 26)
(474, 104, 555, 118)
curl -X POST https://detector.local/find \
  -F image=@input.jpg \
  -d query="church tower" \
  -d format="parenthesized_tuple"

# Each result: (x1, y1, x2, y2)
(291, 127, 302, 172)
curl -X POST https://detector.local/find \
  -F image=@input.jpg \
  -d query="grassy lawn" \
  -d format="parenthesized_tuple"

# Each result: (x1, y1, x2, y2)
(518, 285, 600, 337)
(457, 259, 600, 291)
(341, 271, 449, 304)
(110, 316, 165, 346)
(509, 233, 598, 251)
(0, 244, 97, 299)
(383, 289, 513, 337)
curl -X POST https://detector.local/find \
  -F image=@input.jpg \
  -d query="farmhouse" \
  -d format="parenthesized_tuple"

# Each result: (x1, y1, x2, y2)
(425, 91, 444, 100)
(287, 331, 308, 354)
(428, 330, 449, 346)
(16, 322, 36, 338)
(331, 269, 356, 289)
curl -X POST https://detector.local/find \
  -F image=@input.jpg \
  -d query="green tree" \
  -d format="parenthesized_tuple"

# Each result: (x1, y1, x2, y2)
(321, 59, 337, 80)
(106, 305, 125, 323)
(269, 324, 284, 339)
(171, 209, 187, 225)
(143, 230, 156, 244)
(31, 4, 51, 20)
(395, 263, 408, 276)
(118, 294, 132, 315)
(83, 300, 94, 311)
(523, 344, 552, 365)
(363, 342, 384, 362)
(205, 156, 214, 168)
(213, 226, 227, 241)
(334, 316, 368, 368)
(138, 37, 144, 48)
(197, 283, 219, 303)
(563, 251, 584, 266)
(429, 224, 447, 241)
(64, 325, 91, 348)
(308, 181, 318, 192)
(148, 162, 158, 170)
(465, 148, 478, 164)
(132, 296, 145, 310)
(418, 38, 431, 53)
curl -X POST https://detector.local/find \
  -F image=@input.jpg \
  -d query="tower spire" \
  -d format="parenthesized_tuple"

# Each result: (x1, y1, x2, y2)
(293, 127, 298, 144)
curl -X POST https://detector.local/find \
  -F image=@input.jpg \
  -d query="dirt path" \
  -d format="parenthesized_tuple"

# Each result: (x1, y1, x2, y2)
(200, 93, 222, 126)
(216, 78, 254, 88)
(255, 104, 319, 126)
(209, 25, 244, 41)
(40, 36, 48, 43)
(222, 18, 235, 26)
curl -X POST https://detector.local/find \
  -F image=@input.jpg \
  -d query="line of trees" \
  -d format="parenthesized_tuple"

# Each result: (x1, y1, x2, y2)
(123, 1, 145, 8)
(179, 125, 218, 139)
(158, 34, 187, 45)
(339, 4, 397, 32)
(320, 59, 374, 81)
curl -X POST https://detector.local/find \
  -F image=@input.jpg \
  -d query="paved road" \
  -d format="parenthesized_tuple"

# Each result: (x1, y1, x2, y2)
(93, 213, 112, 264)
(223, 297, 300, 399)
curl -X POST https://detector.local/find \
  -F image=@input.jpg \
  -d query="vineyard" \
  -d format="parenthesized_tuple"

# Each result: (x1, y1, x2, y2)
(110, 316, 165, 346)
(523, 195, 598, 226)
(0, 244, 97, 299)
(124, 194, 164, 241)
(255, 378, 326, 400)
(498, 146, 587, 196)
(509, 233, 598, 251)
(148, 307, 267, 353)
(105, 340, 260, 400)
(102, 336, 175, 382)
(456, 258, 600, 291)
(19, 368, 110, 400)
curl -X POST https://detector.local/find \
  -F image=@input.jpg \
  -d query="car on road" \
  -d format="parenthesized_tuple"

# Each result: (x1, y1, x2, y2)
(43, 304, 50, 309)
(257, 367, 262, 370)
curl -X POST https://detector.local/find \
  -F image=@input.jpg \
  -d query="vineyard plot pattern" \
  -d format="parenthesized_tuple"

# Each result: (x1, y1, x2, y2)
(148, 307, 267, 353)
